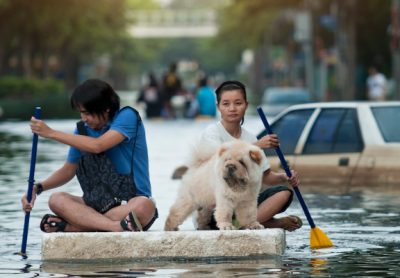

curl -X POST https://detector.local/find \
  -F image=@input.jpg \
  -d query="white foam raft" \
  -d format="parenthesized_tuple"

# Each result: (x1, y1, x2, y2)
(41, 229, 286, 261)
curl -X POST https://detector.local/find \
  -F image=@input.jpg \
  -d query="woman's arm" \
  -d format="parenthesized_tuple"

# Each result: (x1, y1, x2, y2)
(253, 134, 280, 150)
(262, 169, 299, 187)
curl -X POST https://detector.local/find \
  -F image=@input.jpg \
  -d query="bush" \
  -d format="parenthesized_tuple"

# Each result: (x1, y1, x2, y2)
(0, 76, 65, 98)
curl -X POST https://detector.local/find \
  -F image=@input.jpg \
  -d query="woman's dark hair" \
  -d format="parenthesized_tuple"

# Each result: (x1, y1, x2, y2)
(70, 78, 120, 122)
(215, 80, 247, 125)
(215, 80, 247, 104)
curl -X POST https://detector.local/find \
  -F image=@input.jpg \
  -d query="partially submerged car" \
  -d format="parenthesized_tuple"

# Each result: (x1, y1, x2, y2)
(258, 101, 400, 187)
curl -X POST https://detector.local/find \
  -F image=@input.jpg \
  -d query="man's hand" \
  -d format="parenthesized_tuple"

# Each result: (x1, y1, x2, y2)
(285, 170, 299, 187)
(257, 134, 280, 150)
(21, 186, 38, 215)
(30, 117, 54, 139)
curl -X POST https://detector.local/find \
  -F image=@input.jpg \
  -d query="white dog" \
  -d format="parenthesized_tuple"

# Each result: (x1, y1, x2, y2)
(164, 140, 265, 231)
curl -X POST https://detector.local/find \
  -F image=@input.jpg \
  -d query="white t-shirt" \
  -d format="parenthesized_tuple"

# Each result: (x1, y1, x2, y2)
(201, 121, 270, 172)
(367, 73, 387, 100)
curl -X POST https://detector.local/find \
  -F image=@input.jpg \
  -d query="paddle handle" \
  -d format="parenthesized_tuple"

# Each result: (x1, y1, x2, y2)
(257, 107, 316, 229)
(20, 107, 41, 255)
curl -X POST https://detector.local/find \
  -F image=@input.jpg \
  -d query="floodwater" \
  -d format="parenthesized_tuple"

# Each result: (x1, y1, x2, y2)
(0, 116, 400, 277)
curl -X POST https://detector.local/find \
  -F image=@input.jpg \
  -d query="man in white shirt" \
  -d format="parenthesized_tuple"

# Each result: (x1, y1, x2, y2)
(367, 67, 387, 101)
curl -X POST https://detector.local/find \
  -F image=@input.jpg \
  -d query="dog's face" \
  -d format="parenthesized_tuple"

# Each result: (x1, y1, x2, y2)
(218, 141, 263, 192)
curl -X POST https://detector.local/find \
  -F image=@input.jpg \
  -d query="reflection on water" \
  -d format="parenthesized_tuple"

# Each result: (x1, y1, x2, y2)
(0, 117, 400, 277)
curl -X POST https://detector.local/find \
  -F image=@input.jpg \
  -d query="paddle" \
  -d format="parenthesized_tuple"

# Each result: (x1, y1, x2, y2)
(257, 106, 333, 249)
(17, 107, 41, 255)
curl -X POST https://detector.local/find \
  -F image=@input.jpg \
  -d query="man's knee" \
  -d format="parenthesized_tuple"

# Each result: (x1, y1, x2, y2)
(129, 196, 155, 216)
(48, 192, 70, 211)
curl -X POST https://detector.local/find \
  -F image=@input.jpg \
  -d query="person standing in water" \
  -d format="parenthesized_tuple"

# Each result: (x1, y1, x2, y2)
(199, 80, 302, 231)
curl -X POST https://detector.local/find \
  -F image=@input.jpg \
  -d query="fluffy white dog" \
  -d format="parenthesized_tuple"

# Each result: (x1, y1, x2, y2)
(164, 140, 265, 231)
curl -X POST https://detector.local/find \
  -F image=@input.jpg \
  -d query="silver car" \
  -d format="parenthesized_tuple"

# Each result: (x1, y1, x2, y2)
(257, 101, 400, 188)
(261, 87, 312, 117)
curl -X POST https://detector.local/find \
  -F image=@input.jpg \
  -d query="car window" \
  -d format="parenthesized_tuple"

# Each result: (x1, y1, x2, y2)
(332, 109, 364, 153)
(371, 106, 400, 142)
(303, 108, 363, 154)
(257, 109, 315, 156)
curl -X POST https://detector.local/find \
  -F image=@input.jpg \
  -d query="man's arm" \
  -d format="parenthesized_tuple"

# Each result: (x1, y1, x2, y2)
(21, 161, 77, 213)
(30, 117, 126, 154)
(262, 169, 299, 188)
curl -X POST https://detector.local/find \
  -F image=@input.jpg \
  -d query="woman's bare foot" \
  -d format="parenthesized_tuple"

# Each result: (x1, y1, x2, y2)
(260, 216, 302, 232)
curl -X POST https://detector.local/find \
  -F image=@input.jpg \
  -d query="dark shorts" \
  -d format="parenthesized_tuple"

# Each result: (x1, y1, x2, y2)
(143, 208, 158, 231)
(257, 185, 293, 212)
(207, 186, 293, 230)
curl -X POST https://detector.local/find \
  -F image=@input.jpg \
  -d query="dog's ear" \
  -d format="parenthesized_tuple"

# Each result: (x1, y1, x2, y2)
(249, 149, 263, 165)
(218, 145, 227, 157)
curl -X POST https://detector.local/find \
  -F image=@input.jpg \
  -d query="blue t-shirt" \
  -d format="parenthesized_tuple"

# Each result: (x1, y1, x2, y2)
(197, 86, 216, 116)
(67, 107, 152, 197)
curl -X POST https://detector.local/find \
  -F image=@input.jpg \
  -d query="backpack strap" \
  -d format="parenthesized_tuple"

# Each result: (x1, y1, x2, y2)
(77, 121, 87, 136)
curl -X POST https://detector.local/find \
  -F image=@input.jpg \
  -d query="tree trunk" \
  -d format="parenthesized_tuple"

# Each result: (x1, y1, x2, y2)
(64, 54, 80, 90)
(336, 0, 357, 101)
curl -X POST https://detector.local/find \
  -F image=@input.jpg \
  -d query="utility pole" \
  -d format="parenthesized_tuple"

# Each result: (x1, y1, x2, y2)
(391, 0, 400, 100)
(294, 11, 314, 96)
(333, 0, 357, 101)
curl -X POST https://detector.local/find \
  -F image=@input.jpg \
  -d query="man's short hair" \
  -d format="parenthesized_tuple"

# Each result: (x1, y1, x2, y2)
(70, 78, 120, 122)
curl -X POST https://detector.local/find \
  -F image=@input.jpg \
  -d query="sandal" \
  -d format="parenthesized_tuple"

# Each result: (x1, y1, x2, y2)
(40, 214, 67, 233)
(281, 215, 303, 230)
(120, 211, 143, 232)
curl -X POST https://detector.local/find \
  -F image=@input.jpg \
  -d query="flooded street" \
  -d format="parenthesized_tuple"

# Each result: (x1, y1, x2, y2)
(0, 116, 400, 277)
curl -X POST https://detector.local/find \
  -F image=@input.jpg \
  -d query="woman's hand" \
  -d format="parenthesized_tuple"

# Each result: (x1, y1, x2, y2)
(257, 134, 280, 150)
(285, 170, 300, 187)
(30, 117, 53, 139)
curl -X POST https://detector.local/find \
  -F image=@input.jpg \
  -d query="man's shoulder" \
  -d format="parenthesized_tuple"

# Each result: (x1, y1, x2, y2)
(114, 107, 138, 121)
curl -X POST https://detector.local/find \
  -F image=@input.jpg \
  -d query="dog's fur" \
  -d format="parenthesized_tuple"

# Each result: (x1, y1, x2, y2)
(164, 140, 265, 231)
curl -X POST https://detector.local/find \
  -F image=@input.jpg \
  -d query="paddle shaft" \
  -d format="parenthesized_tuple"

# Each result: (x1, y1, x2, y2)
(20, 107, 41, 254)
(257, 107, 316, 229)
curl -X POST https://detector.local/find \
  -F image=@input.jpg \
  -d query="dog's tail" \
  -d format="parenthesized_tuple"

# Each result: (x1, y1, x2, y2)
(186, 141, 219, 167)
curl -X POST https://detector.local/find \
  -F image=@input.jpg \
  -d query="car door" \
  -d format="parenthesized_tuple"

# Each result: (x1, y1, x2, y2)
(295, 108, 364, 187)
(257, 109, 315, 189)
(353, 105, 400, 186)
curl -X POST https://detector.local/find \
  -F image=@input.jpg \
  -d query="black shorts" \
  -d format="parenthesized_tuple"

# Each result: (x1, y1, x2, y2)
(207, 186, 293, 230)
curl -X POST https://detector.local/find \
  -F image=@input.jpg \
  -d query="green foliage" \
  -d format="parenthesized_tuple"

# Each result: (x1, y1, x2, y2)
(217, 0, 301, 50)
(0, 0, 160, 88)
(0, 77, 64, 98)
(0, 94, 77, 120)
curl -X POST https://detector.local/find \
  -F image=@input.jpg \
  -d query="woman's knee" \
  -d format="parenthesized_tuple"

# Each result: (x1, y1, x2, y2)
(275, 190, 291, 202)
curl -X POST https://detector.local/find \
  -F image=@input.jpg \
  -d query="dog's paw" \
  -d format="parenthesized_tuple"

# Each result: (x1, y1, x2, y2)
(164, 224, 179, 231)
(244, 222, 265, 230)
(218, 222, 238, 230)
(197, 224, 211, 230)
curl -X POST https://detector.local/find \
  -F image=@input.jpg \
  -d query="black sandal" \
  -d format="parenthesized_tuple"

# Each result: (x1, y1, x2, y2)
(120, 212, 143, 232)
(40, 214, 67, 233)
